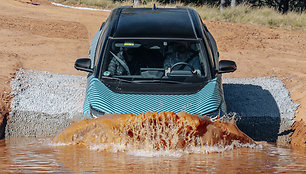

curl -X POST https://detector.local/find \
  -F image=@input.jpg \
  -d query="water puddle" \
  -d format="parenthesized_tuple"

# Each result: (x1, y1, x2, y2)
(0, 137, 305, 173)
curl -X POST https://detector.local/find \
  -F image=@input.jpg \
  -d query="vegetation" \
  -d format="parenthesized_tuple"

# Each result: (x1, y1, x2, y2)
(195, 4, 305, 30)
(52, 0, 306, 31)
(155, 0, 306, 14)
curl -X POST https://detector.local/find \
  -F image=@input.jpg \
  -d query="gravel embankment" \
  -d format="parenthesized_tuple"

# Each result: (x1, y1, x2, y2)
(6, 69, 86, 137)
(6, 69, 298, 145)
(223, 78, 298, 145)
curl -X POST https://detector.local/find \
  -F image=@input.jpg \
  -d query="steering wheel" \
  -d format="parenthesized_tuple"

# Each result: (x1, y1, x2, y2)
(169, 62, 195, 73)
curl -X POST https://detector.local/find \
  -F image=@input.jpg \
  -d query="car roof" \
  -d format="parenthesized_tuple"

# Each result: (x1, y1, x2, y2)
(110, 7, 199, 39)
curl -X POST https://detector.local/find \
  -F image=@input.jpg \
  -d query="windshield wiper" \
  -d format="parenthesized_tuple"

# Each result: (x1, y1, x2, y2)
(102, 76, 192, 84)
(131, 80, 191, 84)
(101, 76, 133, 83)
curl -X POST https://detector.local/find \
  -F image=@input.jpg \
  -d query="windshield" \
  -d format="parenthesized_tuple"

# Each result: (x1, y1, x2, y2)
(100, 38, 210, 83)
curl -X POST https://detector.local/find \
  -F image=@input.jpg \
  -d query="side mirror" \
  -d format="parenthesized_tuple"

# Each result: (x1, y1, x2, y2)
(74, 58, 93, 73)
(219, 60, 237, 73)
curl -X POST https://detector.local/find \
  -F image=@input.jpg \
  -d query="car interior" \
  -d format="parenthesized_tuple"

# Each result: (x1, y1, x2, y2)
(102, 39, 208, 80)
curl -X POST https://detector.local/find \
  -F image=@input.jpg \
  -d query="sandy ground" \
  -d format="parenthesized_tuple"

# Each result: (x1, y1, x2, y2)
(0, 0, 305, 146)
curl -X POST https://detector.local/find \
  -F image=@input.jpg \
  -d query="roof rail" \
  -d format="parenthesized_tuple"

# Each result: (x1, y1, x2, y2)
(176, 6, 187, 9)
(120, 6, 133, 8)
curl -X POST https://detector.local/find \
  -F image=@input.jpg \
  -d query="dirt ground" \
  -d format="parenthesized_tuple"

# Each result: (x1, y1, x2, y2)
(0, 0, 305, 147)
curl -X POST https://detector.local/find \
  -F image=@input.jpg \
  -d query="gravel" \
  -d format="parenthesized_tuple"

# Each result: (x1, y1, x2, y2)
(223, 77, 298, 145)
(6, 69, 86, 137)
(6, 69, 298, 145)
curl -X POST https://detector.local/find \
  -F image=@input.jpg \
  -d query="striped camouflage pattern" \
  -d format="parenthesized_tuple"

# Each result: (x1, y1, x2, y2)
(83, 75, 226, 118)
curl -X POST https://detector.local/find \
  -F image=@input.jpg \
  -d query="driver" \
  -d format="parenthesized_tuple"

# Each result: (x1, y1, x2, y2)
(163, 42, 201, 75)
(108, 47, 136, 76)
(108, 47, 128, 76)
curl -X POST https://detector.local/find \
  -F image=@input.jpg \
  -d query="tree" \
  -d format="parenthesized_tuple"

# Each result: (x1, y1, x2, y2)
(145, 0, 305, 12)
(220, 0, 226, 10)
(279, 0, 289, 13)
(231, 0, 236, 7)
(134, 0, 140, 6)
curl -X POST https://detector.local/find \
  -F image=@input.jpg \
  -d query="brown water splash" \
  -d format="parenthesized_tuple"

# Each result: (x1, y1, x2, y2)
(53, 112, 254, 151)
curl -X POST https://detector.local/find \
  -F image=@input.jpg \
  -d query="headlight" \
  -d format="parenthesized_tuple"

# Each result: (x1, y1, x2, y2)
(90, 105, 105, 118)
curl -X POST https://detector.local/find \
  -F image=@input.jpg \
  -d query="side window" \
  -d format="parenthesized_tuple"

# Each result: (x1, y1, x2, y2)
(202, 34, 215, 68)
(206, 31, 219, 68)
(207, 32, 218, 56)
(88, 22, 106, 69)
(201, 23, 216, 70)
(94, 34, 104, 67)
(89, 30, 101, 68)
(94, 22, 108, 68)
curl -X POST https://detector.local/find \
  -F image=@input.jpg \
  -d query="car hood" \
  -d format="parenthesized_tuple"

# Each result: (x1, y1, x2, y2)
(83, 76, 223, 118)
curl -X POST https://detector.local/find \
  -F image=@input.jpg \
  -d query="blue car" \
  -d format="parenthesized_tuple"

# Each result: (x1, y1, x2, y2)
(74, 6, 237, 119)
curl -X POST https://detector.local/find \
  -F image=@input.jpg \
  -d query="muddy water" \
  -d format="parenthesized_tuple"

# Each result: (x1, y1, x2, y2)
(1, 112, 305, 173)
(53, 112, 253, 150)
(0, 137, 305, 173)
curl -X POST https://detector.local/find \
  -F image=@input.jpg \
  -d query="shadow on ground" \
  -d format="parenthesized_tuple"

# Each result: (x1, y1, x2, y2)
(223, 84, 281, 142)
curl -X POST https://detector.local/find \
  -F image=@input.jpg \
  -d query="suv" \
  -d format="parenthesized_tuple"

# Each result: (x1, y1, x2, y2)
(75, 6, 236, 119)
